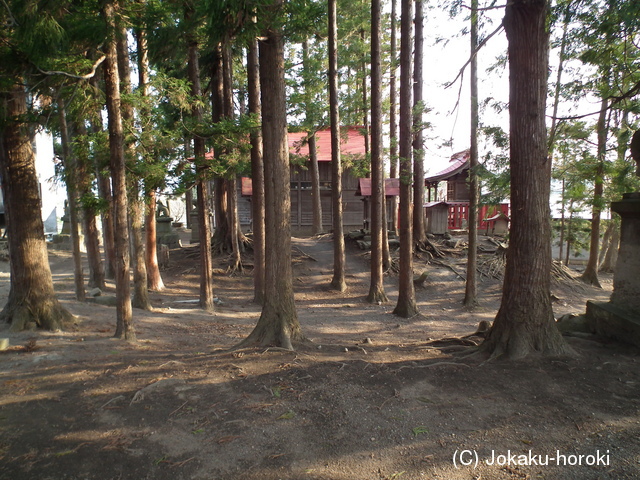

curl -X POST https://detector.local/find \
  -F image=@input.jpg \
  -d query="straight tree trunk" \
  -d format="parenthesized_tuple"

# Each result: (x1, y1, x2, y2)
(221, 39, 243, 273)
(144, 190, 164, 290)
(58, 98, 85, 302)
(73, 120, 105, 290)
(89, 73, 116, 280)
(464, 0, 479, 308)
(367, 0, 388, 304)
(117, 22, 150, 310)
(0, 85, 74, 331)
(137, 24, 164, 291)
(302, 41, 323, 236)
(103, 0, 134, 340)
(240, 22, 304, 349)
(186, 13, 215, 312)
(308, 132, 323, 235)
(580, 95, 607, 288)
(247, 38, 265, 304)
(393, 0, 418, 318)
(481, 0, 570, 359)
(389, 0, 399, 234)
(412, 0, 426, 244)
(328, 0, 347, 292)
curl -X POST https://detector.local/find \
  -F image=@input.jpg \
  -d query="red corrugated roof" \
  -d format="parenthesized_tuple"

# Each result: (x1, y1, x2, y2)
(289, 126, 367, 161)
(355, 178, 400, 197)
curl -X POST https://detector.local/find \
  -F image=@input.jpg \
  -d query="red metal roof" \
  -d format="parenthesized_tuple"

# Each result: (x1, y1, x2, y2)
(355, 178, 400, 197)
(424, 149, 470, 183)
(289, 126, 367, 161)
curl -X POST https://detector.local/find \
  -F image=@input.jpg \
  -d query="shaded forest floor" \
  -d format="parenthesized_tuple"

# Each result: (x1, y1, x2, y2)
(0, 234, 639, 480)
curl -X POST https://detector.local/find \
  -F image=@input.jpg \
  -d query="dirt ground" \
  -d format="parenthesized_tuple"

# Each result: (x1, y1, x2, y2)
(0, 234, 639, 480)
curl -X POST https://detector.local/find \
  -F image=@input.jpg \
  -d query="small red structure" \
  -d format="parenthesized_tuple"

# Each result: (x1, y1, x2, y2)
(424, 150, 509, 234)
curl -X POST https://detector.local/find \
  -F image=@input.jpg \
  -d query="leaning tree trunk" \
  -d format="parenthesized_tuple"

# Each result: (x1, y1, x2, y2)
(239, 22, 305, 349)
(328, 0, 347, 292)
(393, 0, 418, 318)
(481, 0, 571, 359)
(103, 0, 135, 340)
(0, 85, 74, 331)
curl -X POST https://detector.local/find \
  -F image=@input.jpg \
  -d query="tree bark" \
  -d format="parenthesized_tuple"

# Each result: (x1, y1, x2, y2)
(247, 38, 266, 304)
(367, 0, 388, 304)
(389, 0, 399, 234)
(412, 0, 426, 244)
(482, 0, 570, 359)
(137, 23, 164, 292)
(186, 11, 215, 312)
(73, 120, 105, 290)
(393, 0, 418, 318)
(0, 85, 75, 331)
(221, 39, 243, 273)
(144, 189, 164, 290)
(302, 41, 323, 236)
(240, 22, 304, 349)
(58, 98, 85, 302)
(580, 95, 607, 288)
(328, 0, 347, 292)
(89, 73, 116, 280)
(464, 0, 479, 308)
(103, 0, 135, 340)
(308, 132, 323, 235)
(117, 20, 150, 310)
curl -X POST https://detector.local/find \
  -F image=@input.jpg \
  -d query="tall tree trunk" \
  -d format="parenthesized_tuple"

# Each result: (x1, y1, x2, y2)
(186, 10, 215, 312)
(0, 85, 75, 331)
(481, 0, 570, 359)
(89, 73, 116, 280)
(580, 95, 607, 288)
(389, 0, 399, 234)
(412, 0, 426, 244)
(221, 38, 243, 273)
(117, 21, 150, 310)
(240, 23, 304, 349)
(103, 0, 134, 340)
(328, 0, 346, 292)
(137, 23, 164, 291)
(73, 120, 105, 290)
(302, 41, 323, 236)
(58, 98, 85, 302)
(361, 30, 370, 157)
(367, 0, 388, 304)
(393, 0, 418, 318)
(464, 0, 479, 308)
(308, 132, 323, 235)
(247, 38, 265, 304)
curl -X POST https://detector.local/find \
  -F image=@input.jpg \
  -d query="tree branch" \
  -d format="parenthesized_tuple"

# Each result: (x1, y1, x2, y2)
(445, 22, 504, 90)
(35, 55, 107, 80)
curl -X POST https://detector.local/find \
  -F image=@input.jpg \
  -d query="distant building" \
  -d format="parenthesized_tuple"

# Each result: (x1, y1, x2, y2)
(241, 126, 368, 235)
(424, 149, 509, 235)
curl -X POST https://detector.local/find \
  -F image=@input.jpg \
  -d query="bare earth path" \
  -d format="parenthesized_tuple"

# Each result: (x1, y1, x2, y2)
(0, 235, 638, 480)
